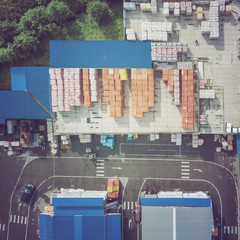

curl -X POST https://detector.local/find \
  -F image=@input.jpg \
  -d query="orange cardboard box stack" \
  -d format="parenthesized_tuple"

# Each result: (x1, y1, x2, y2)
(82, 69, 92, 107)
(162, 69, 169, 82)
(181, 69, 194, 129)
(102, 68, 124, 118)
(131, 69, 154, 118)
(162, 69, 174, 92)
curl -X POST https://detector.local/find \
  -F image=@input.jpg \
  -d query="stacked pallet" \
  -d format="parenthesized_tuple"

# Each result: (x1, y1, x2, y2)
(50, 68, 83, 112)
(162, 69, 173, 92)
(89, 68, 98, 102)
(173, 69, 180, 105)
(102, 69, 124, 118)
(82, 69, 92, 107)
(131, 69, 154, 117)
(181, 69, 194, 129)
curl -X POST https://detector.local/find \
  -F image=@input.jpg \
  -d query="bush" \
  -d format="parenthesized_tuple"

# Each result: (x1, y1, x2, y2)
(0, 20, 18, 48)
(87, 1, 113, 25)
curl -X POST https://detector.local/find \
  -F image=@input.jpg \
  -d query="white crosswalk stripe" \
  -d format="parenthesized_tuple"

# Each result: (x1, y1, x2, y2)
(96, 163, 104, 166)
(135, 202, 137, 207)
(131, 202, 133, 210)
(0, 224, 1, 231)
(21, 216, 24, 224)
(97, 159, 104, 162)
(181, 165, 189, 168)
(181, 161, 190, 164)
(181, 172, 190, 175)
(227, 226, 230, 234)
(127, 201, 130, 210)
(96, 166, 104, 169)
(10, 215, 27, 225)
(96, 170, 104, 173)
(13, 215, 16, 223)
(96, 160, 104, 176)
(2, 224, 5, 231)
(96, 174, 104, 177)
(17, 216, 20, 224)
(231, 226, 234, 234)
(24, 217, 27, 225)
(10, 215, 12, 223)
(235, 226, 238, 234)
(224, 226, 226, 234)
(181, 161, 190, 179)
(123, 201, 126, 210)
(181, 176, 190, 179)
(181, 169, 190, 172)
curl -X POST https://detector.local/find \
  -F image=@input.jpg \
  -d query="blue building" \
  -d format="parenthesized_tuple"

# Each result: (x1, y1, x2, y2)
(39, 197, 121, 240)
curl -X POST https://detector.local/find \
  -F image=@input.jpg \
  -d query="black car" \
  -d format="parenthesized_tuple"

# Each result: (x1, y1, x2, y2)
(21, 184, 35, 202)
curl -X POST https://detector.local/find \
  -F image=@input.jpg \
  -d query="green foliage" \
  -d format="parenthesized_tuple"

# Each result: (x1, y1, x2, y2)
(0, 20, 18, 48)
(87, 1, 113, 25)
(46, 1, 72, 24)
(62, 0, 90, 15)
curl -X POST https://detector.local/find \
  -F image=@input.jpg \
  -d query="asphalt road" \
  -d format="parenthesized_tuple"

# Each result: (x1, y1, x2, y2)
(0, 133, 238, 240)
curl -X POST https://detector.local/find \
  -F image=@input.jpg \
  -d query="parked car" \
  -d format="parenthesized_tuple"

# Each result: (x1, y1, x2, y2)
(21, 184, 35, 202)
(134, 205, 141, 223)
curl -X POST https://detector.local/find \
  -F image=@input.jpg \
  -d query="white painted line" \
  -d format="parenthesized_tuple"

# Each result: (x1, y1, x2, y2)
(181, 161, 189, 164)
(181, 165, 190, 168)
(24, 217, 27, 225)
(2, 224, 5, 231)
(13, 215, 16, 223)
(231, 226, 233, 234)
(97, 159, 104, 162)
(127, 201, 130, 210)
(235, 226, 238, 234)
(181, 176, 190, 179)
(224, 226, 226, 234)
(181, 172, 190, 176)
(10, 215, 12, 223)
(135, 201, 137, 207)
(112, 167, 122, 170)
(96, 163, 104, 166)
(17, 216, 20, 224)
(173, 208, 176, 240)
(0, 224, 1, 231)
(181, 169, 190, 172)
(96, 174, 104, 177)
(96, 170, 104, 173)
(131, 202, 133, 210)
(227, 226, 230, 234)
(96, 166, 104, 169)
(123, 201, 126, 210)
(21, 216, 24, 224)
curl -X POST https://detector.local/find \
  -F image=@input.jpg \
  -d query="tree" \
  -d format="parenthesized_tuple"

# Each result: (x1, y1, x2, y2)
(87, 1, 113, 25)
(46, 1, 72, 24)
(0, 20, 18, 48)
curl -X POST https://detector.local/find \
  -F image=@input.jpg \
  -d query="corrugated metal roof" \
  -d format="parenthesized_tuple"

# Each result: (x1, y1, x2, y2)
(53, 198, 105, 216)
(0, 119, 5, 124)
(0, 91, 52, 119)
(53, 216, 75, 240)
(141, 198, 211, 207)
(39, 214, 53, 240)
(11, 67, 52, 115)
(106, 214, 121, 240)
(142, 206, 213, 240)
(50, 40, 152, 69)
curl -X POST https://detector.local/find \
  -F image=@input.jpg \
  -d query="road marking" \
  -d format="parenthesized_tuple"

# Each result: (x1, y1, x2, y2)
(181, 169, 190, 172)
(96, 174, 104, 177)
(24, 217, 27, 225)
(13, 215, 16, 223)
(112, 167, 122, 170)
(2, 224, 5, 231)
(181, 161, 189, 164)
(0, 224, 1, 231)
(193, 168, 202, 172)
(135, 201, 137, 207)
(131, 201, 133, 210)
(96, 170, 104, 173)
(181, 172, 190, 176)
(227, 226, 230, 234)
(96, 163, 104, 166)
(231, 226, 234, 234)
(224, 226, 226, 234)
(123, 201, 126, 209)
(235, 226, 238, 234)
(17, 216, 20, 224)
(127, 201, 130, 210)
(181, 165, 190, 168)
(21, 216, 24, 224)
(96, 166, 104, 169)
(181, 176, 190, 179)
(97, 159, 104, 162)
(10, 215, 12, 223)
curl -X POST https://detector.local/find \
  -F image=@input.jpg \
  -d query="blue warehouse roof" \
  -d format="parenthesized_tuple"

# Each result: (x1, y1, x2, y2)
(141, 198, 211, 207)
(50, 40, 152, 69)
(0, 67, 53, 120)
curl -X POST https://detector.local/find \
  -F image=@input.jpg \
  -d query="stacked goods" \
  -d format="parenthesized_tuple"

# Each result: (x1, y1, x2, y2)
(79, 134, 92, 143)
(181, 69, 194, 129)
(197, 7, 203, 21)
(119, 69, 128, 80)
(131, 69, 154, 117)
(180, 1, 186, 14)
(174, 69, 180, 105)
(192, 0, 210, 4)
(198, 62, 205, 89)
(82, 69, 92, 107)
(100, 135, 114, 149)
(89, 68, 98, 102)
(163, 1, 181, 17)
(141, 22, 172, 41)
(50, 68, 84, 112)
(218, 0, 225, 14)
(209, 1, 219, 39)
(199, 89, 215, 99)
(151, 42, 188, 62)
(174, 8, 180, 16)
(151, 0, 157, 14)
(102, 68, 124, 118)
(124, 2, 136, 11)
(140, 3, 152, 12)
(201, 21, 210, 34)
(238, 37, 240, 58)
(169, 2, 175, 11)
(186, 1, 192, 15)
(126, 29, 136, 41)
(238, 85, 240, 109)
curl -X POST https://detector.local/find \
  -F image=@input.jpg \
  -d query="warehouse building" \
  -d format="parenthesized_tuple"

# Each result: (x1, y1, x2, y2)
(39, 189, 121, 240)
(141, 191, 213, 240)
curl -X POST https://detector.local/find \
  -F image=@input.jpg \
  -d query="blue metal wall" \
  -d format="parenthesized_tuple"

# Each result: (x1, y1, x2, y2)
(237, 135, 240, 173)
(107, 214, 121, 240)
(50, 40, 152, 69)
(141, 198, 211, 207)
(39, 214, 53, 240)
